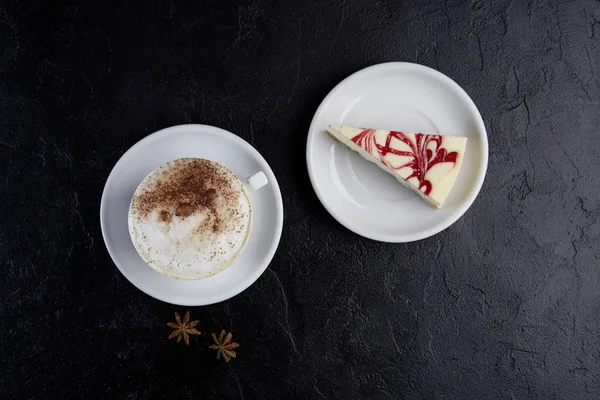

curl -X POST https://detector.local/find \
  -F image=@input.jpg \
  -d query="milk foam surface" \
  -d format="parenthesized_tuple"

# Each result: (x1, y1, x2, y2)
(128, 158, 251, 279)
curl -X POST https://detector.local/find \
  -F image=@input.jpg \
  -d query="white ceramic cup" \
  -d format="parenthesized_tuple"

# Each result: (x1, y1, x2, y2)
(128, 158, 268, 280)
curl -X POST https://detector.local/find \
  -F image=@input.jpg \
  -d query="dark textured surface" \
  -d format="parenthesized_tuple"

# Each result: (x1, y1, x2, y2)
(1, 0, 599, 398)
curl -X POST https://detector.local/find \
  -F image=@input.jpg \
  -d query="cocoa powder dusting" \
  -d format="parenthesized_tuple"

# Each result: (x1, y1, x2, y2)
(198, 188, 217, 206)
(175, 203, 194, 217)
(130, 158, 246, 235)
(159, 210, 172, 223)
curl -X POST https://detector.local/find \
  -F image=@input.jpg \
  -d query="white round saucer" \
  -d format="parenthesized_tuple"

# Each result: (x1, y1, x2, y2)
(100, 124, 283, 305)
(306, 62, 488, 242)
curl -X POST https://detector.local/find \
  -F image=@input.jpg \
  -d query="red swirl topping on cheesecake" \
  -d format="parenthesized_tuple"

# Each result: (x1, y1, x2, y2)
(351, 129, 458, 195)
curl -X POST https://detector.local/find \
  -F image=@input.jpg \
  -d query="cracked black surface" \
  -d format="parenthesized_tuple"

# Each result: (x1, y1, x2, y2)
(1, 0, 599, 399)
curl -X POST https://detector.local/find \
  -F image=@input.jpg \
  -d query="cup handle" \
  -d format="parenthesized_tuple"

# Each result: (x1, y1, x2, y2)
(246, 171, 268, 192)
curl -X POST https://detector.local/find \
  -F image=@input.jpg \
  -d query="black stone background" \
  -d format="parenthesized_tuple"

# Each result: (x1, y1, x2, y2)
(1, 0, 599, 398)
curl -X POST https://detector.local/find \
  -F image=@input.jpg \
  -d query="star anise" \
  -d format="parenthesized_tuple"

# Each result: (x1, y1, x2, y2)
(209, 330, 240, 361)
(167, 311, 200, 345)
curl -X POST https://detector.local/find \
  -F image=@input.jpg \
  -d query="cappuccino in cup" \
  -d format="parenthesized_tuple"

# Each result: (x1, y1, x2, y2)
(128, 158, 257, 279)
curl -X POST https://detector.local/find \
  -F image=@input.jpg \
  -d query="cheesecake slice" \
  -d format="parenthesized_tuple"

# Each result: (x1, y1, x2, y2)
(327, 125, 467, 209)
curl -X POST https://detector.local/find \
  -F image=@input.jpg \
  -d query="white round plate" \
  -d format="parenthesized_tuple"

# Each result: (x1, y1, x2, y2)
(100, 124, 283, 305)
(306, 62, 488, 242)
